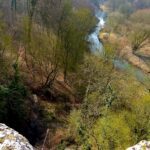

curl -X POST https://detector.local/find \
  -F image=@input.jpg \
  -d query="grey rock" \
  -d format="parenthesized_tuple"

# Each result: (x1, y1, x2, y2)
(127, 140, 150, 150)
(0, 123, 34, 150)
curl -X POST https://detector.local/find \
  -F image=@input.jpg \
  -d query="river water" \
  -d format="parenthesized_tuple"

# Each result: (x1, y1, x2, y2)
(88, 9, 105, 54)
(88, 2, 150, 89)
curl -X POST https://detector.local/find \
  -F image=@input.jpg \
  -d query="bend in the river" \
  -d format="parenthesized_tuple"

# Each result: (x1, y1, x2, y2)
(88, 0, 150, 89)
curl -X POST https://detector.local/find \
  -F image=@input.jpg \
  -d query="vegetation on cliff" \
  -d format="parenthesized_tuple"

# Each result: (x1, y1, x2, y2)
(0, 0, 149, 149)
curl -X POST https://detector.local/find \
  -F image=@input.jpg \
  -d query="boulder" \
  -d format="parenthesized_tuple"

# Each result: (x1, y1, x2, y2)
(0, 123, 34, 150)
(127, 140, 150, 150)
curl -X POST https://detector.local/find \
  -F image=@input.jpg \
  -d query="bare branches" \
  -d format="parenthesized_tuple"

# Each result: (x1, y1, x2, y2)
(130, 29, 150, 52)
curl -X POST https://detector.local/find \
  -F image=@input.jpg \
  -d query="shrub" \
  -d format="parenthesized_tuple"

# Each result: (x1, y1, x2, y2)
(125, 95, 150, 142)
(92, 113, 133, 150)
(0, 62, 28, 131)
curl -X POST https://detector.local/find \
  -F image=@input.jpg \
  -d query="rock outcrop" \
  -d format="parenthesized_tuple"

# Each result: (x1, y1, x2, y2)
(0, 123, 34, 150)
(127, 140, 150, 150)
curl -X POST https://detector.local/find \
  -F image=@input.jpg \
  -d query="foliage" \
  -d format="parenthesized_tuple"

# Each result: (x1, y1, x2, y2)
(22, 18, 59, 87)
(68, 109, 92, 149)
(19, 0, 96, 83)
(57, 141, 68, 150)
(92, 113, 133, 150)
(125, 95, 150, 142)
(68, 109, 82, 141)
(128, 24, 150, 52)
(68, 97, 150, 149)
(68, 54, 149, 149)
(0, 62, 28, 131)
(107, 0, 150, 12)
(0, 18, 13, 82)
(58, 4, 96, 80)
(0, 0, 150, 149)
(105, 12, 125, 33)
(130, 9, 150, 25)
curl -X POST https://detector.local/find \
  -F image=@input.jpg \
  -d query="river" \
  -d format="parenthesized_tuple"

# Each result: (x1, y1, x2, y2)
(88, 1, 150, 89)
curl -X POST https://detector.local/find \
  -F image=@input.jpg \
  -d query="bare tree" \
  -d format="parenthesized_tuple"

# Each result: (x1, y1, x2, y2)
(130, 29, 150, 53)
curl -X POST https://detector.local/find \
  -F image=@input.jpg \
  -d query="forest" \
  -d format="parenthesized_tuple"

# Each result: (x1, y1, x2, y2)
(0, 0, 150, 149)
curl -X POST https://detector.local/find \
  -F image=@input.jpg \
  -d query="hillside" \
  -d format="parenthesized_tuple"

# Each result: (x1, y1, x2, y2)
(0, 0, 150, 150)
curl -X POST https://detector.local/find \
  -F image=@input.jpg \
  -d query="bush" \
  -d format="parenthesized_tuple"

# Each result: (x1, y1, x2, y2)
(92, 113, 133, 150)
(125, 95, 150, 142)
(0, 62, 28, 131)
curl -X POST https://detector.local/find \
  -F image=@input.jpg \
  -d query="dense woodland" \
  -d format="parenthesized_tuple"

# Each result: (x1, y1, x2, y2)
(0, 0, 150, 149)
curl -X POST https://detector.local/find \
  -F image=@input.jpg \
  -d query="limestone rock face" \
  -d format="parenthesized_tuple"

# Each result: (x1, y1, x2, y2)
(0, 123, 34, 150)
(127, 140, 150, 150)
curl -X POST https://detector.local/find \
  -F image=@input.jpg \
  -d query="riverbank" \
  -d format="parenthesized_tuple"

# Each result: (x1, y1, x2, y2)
(98, 1, 150, 75)
(100, 32, 150, 74)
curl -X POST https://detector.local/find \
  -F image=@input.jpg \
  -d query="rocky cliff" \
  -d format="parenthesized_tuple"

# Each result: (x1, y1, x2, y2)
(0, 123, 33, 150)
(127, 140, 150, 150)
